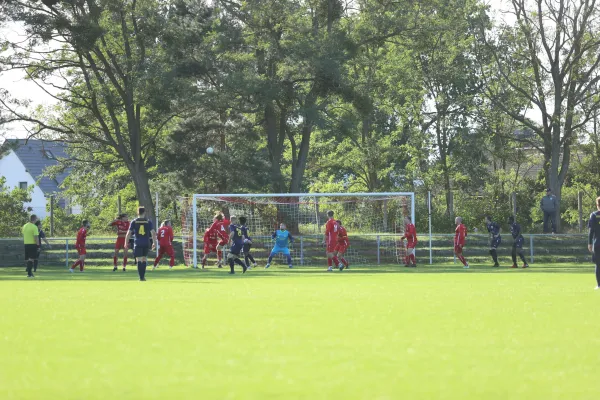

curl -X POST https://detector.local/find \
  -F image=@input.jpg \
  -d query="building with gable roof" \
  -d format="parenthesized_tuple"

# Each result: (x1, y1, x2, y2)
(0, 139, 79, 218)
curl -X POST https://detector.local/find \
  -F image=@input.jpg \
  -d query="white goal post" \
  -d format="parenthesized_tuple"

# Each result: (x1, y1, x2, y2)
(180, 192, 415, 268)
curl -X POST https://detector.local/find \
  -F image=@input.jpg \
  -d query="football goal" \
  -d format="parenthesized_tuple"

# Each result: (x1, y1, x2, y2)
(179, 192, 415, 268)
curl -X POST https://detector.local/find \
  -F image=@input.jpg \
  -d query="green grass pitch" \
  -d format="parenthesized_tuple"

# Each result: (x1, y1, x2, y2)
(1, 263, 598, 399)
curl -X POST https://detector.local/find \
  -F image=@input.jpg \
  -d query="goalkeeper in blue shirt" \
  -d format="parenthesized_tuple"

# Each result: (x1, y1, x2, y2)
(265, 223, 294, 269)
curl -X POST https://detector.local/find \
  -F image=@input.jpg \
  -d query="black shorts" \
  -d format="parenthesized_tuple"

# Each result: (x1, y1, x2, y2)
(512, 236, 524, 249)
(230, 242, 243, 256)
(24, 244, 38, 260)
(134, 245, 149, 257)
(490, 236, 501, 249)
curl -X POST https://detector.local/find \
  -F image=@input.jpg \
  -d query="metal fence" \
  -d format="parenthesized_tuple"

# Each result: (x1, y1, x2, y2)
(0, 233, 592, 268)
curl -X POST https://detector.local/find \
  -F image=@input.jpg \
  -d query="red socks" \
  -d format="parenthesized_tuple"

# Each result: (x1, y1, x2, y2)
(457, 255, 467, 266)
(123, 256, 128, 267)
(113, 256, 117, 267)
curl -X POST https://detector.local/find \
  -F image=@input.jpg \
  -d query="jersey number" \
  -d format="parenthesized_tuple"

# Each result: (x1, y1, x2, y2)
(160, 230, 165, 238)
(139, 225, 146, 235)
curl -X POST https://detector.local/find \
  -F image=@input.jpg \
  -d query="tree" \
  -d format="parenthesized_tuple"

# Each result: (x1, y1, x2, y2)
(0, 177, 32, 236)
(478, 0, 600, 231)
(0, 0, 189, 221)
(208, 0, 356, 193)
(414, 0, 487, 215)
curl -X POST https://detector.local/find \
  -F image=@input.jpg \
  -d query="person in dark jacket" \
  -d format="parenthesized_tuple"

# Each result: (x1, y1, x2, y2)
(540, 188, 558, 233)
(33, 220, 51, 272)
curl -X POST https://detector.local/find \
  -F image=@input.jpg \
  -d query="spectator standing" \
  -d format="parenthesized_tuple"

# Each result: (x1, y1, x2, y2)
(540, 188, 558, 233)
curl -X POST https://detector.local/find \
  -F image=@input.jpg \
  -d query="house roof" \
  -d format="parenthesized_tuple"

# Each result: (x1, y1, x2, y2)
(3, 139, 70, 195)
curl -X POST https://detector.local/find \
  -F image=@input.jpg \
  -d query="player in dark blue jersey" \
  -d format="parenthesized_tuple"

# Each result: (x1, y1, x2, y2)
(587, 197, 600, 289)
(508, 216, 529, 269)
(239, 216, 257, 270)
(227, 216, 248, 274)
(485, 215, 501, 267)
(125, 206, 157, 281)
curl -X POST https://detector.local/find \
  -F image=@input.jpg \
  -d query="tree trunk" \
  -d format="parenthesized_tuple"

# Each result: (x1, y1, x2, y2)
(289, 94, 316, 193)
(265, 102, 285, 192)
(289, 123, 311, 193)
(130, 163, 155, 226)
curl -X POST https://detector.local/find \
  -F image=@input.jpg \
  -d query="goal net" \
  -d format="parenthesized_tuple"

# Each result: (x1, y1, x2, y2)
(179, 193, 415, 268)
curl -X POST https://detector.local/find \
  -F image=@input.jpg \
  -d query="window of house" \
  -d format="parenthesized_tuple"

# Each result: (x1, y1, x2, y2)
(43, 150, 56, 159)
(19, 182, 28, 190)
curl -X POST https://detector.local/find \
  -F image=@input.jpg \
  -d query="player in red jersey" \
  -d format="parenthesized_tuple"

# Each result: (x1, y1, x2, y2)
(400, 216, 418, 267)
(110, 213, 130, 272)
(70, 220, 90, 272)
(207, 213, 229, 267)
(153, 220, 175, 270)
(454, 216, 469, 269)
(334, 220, 350, 270)
(200, 226, 219, 269)
(324, 210, 340, 271)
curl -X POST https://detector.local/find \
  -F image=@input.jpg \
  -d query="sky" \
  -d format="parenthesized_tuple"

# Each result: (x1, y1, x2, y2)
(0, 21, 62, 141)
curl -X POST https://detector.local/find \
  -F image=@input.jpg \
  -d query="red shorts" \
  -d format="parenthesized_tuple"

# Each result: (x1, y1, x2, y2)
(204, 242, 217, 254)
(334, 243, 348, 254)
(454, 244, 464, 253)
(77, 246, 86, 256)
(115, 237, 126, 250)
(326, 240, 337, 253)
(158, 245, 174, 258)
(406, 241, 417, 249)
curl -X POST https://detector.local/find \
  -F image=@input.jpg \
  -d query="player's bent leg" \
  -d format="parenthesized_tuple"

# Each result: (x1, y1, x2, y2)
(408, 247, 416, 267)
(511, 245, 518, 268)
(265, 249, 277, 269)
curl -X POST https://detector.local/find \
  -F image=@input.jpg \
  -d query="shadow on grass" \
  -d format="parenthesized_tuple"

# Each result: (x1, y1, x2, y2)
(0, 261, 594, 281)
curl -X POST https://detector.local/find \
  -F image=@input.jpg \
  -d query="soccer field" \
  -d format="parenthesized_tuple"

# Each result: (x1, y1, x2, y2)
(1, 264, 598, 399)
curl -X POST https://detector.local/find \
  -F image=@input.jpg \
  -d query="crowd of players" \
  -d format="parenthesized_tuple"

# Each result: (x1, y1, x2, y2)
(20, 196, 600, 288)
(197, 209, 350, 273)
(19, 207, 531, 280)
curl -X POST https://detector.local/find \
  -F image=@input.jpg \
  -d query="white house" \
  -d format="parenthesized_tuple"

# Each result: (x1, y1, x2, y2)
(0, 139, 79, 218)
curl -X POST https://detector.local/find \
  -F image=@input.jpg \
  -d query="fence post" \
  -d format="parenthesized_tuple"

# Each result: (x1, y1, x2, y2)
(377, 235, 381, 265)
(530, 235, 534, 264)
(300, 236, 304, 266)
(428, 191, 432, 265)
(578, 191, 583, 233)
(117, 195, 122, 215)
(65, 239, 69, 269)
(50, 194, 54, 236)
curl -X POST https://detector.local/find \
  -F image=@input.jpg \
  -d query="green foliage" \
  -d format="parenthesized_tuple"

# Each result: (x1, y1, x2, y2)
(3, 0, 599, 236)
(0, 177, 32, 236)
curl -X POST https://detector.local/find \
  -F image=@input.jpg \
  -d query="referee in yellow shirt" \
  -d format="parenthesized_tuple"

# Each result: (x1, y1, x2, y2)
(22, 215, 40, 278)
